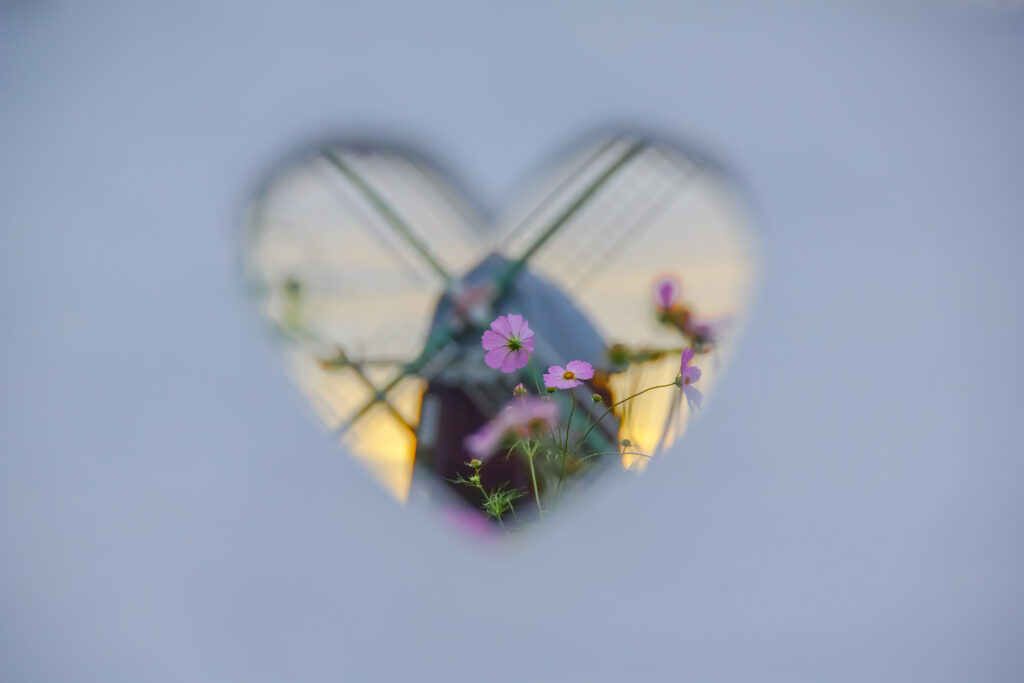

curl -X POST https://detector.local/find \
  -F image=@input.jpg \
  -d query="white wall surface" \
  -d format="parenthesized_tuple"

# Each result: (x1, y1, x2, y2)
(1, 2, 1022, 681)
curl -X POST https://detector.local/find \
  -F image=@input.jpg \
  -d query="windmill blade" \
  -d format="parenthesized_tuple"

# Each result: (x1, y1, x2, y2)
(487, 137, 750, 363)
(328, 143, 652, 436)
(493, 139, 648, 290)
(569, 160, 698, 289)
(320, 149, 484, 275)
(498, 140, 699, 286)
(321, 149, 454, 285)
(332, 332, 460, 437)
(337, 140, 697, 432)
(248, 146, 488, 354)
(244, 146, 487, 452)
(494, 135, 624, 254)
(312, 138, 661, 412)
(320, 348, 416, 434)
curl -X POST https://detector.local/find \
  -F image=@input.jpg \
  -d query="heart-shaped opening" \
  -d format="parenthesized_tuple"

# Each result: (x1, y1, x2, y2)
(242, 135, 756, 534)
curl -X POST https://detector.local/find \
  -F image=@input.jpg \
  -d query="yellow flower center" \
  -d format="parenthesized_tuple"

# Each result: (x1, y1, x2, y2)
(562, 371, 575, 380)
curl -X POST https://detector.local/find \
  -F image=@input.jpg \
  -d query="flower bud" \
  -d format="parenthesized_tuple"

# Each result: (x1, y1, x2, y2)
(620, 438, 632, 448)
(591, 393, 602, 404)
(546, 386, 557, 394)
(468, 458, 482, 469)
(513, 383, 527, 397)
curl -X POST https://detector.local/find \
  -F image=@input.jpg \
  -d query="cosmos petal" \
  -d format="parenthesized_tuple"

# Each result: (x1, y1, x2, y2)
(543, 366, 565, 388)
(505, 313, 525, 337)
(490, 315, 513, 338)
(464, 424, 500, 459)
(566, 359, 594, 380)
(683, 384, 703, 410)
(512, 349, 531, 371)
(500, 349, 524, 373)
(481, 329, 506, 351)
(485, 347, 511, 370)
(685, 366, 702, 383)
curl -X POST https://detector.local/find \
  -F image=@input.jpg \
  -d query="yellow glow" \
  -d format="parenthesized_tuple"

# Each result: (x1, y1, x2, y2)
(342, 404, 418, 503)
(288, 347, 424, 502)
(606, 356, 688, 471)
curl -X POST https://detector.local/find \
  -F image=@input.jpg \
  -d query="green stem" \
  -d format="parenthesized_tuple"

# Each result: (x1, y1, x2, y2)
(525, 442, 543, 517)
(582, 450, 652, 461)
(527, 357, 544, 396)
(472, 477, 491, 515)
(557, 392, 576, 499)
(527, 357, 559, 448)
(565, 391, 576, 450)
(572, 381, 679, 452)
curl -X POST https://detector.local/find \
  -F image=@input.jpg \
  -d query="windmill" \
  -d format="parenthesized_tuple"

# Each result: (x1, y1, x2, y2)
(243, 135, 729, 512)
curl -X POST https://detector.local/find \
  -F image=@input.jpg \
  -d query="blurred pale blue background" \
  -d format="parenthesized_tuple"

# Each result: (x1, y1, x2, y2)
(2, 2, 1023, 681)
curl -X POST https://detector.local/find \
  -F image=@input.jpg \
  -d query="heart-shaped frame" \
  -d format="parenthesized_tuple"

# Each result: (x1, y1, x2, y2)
(242, 134, 756, 533)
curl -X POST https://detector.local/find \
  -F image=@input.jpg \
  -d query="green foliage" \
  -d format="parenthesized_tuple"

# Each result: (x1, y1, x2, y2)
(482, 485, 525, 520)
(451, 460, 524, 522)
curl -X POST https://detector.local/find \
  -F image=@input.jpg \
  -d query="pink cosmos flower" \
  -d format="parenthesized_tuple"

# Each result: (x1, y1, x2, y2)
(464, 397, 560, 459)
(481, 313, 535, 373)
(543, 360, 594, 390)
(680, 348, 703, 410)
(653, 276, 681, 310)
